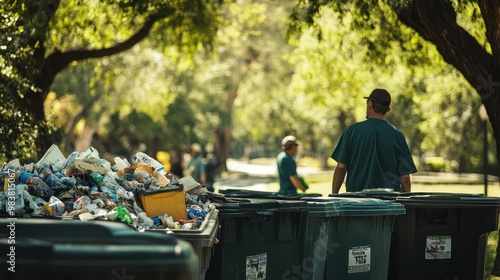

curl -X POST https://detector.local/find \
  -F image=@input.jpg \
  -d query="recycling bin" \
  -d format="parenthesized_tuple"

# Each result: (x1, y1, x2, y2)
(206, 198, 308, 280)
(389, 193, 500, 280)
(217, 189, 329, 279)
(291, 198, 338, 280)
(306, 196, 406, 280)
(0, 218, 198, 280)
(147, 207, 220, 280)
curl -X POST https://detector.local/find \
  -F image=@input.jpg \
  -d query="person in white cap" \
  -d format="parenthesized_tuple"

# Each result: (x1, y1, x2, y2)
(276, 135, 307, 194)
(186, 143, 206, 185)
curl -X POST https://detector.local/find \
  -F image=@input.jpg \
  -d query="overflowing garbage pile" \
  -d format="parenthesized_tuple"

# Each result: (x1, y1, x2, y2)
(0, 145, 212, 230)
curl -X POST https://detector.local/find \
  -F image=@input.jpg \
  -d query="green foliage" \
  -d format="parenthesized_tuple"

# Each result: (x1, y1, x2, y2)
(1, 0, 495, 178)
(285, 0, 493, 173)
(1, 0, 226, 160)
(288, 0, 428, 66)
(1, 2, 38, 162)
(423, 157, 446, 172)
(0, 87, 37, 162)
(50, 41, 198, 154)
(49, 0, 222, 53)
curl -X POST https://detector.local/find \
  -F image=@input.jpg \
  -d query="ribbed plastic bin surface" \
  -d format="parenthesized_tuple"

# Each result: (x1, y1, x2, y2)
(304, 196, 405, 280)
(389, 193, 500, 280)
(206, 199, 308, 280)
(147, 208, 219, 280)
(0, 218, 198, 280)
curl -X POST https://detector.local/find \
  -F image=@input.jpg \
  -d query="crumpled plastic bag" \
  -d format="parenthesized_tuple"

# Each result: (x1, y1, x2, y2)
(42, 196, 65, 216)
(90, 192, 117, 210)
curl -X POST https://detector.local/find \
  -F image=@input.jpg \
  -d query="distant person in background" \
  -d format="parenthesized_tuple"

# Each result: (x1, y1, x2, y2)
(331, 88, 417, 194)
(277, 135, 307, 195)
(204, 153, 218, 192)
(186, 143, 206, 184)
(169, 150, 184, 179)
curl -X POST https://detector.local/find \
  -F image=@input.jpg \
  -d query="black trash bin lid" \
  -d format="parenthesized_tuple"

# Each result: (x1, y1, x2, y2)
(213, 198, 308, 215)
(239, 199, 309, 213)
(220, 188, 322, 200)
(395, 192, 500, 208)
(302, 196, 406, 216)
(329, 188, 401, 200)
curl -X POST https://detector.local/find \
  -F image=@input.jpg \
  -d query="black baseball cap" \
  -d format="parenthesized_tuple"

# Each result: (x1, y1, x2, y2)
(364, 89, 391, 106)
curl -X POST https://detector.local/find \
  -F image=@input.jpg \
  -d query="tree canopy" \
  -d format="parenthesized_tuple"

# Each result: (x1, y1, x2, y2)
(1, 0, 223, 159)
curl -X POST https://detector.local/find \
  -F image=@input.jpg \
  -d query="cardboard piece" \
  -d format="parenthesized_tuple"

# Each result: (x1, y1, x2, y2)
(65, 159, 108, 177)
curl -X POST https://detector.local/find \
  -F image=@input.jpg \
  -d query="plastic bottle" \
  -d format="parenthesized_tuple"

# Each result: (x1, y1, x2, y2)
(133, 152, 167, 175)
(114, 157, 131, 171)
(151, 215, 165, 228)
(188, 205, 207, 221)
(74, 196, 91, 210)
(101, 186, 117, 202)
(25, 176, 54, 197)
(81, 146, 99, 159)
(16, 171, 33, 184)
(47, 196, 65, 216)
(137, 212, 154, 228)
(39, 168, 53, 179)
(44, 174, 61, 188)
(100, 159, 111, 171)
(90, 172, 104, 183)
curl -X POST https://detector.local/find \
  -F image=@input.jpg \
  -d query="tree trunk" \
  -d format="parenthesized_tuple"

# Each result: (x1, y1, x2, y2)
(210, 47, 258, 171)
(27, 13, 168, 159)
(213, 127, 232, 172)
(148, 136, 161, 160)
(62, 91, 104, 153)
(74, 123, 97, 152)
(394, 0, 500, 274)
(457, 155, 467, 174)
(23, 88, 53, 159)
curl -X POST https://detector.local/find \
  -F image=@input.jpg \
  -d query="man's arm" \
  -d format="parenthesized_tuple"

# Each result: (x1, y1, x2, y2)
(199, 161, 206, 184)
(332, 162, 347, 194)
(400, 175, 411, 192)
(290, 175, 306, 192)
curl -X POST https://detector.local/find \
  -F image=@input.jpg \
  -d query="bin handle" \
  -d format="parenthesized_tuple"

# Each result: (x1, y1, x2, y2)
(256, 210, 275, 216)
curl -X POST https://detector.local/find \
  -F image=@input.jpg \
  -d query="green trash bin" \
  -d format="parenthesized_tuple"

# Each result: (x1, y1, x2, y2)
(292, 198, 339, 280)
(0, 218, 198, 280)
(389, 193, 500, 280)
(206, 198, 308, 280)
(307, 196, 406, 280)
(216, 189, 329, 279)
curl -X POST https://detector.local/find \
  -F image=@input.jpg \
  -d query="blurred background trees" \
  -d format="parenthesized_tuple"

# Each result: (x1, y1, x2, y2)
(0, 0, 495, 177)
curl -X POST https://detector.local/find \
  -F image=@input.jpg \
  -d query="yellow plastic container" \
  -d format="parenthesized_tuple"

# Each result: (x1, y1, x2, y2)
(138, 185, 187, 221)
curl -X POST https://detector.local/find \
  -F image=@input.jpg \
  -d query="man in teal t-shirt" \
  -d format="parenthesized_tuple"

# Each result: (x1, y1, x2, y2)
(277, 135, 307, 195)
(331, 89, 417, 193)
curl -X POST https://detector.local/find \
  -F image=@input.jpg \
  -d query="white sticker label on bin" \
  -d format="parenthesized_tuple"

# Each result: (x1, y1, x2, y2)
(425, 236, 451, 259)
(246, 253, 267, 280)
(348, 246, 371, 273)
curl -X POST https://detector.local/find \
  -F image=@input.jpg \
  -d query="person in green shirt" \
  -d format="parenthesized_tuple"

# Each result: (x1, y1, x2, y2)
(277, 135, 307, 194)
(186, 143, 206, 185)
(331, 89, 417, 193)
